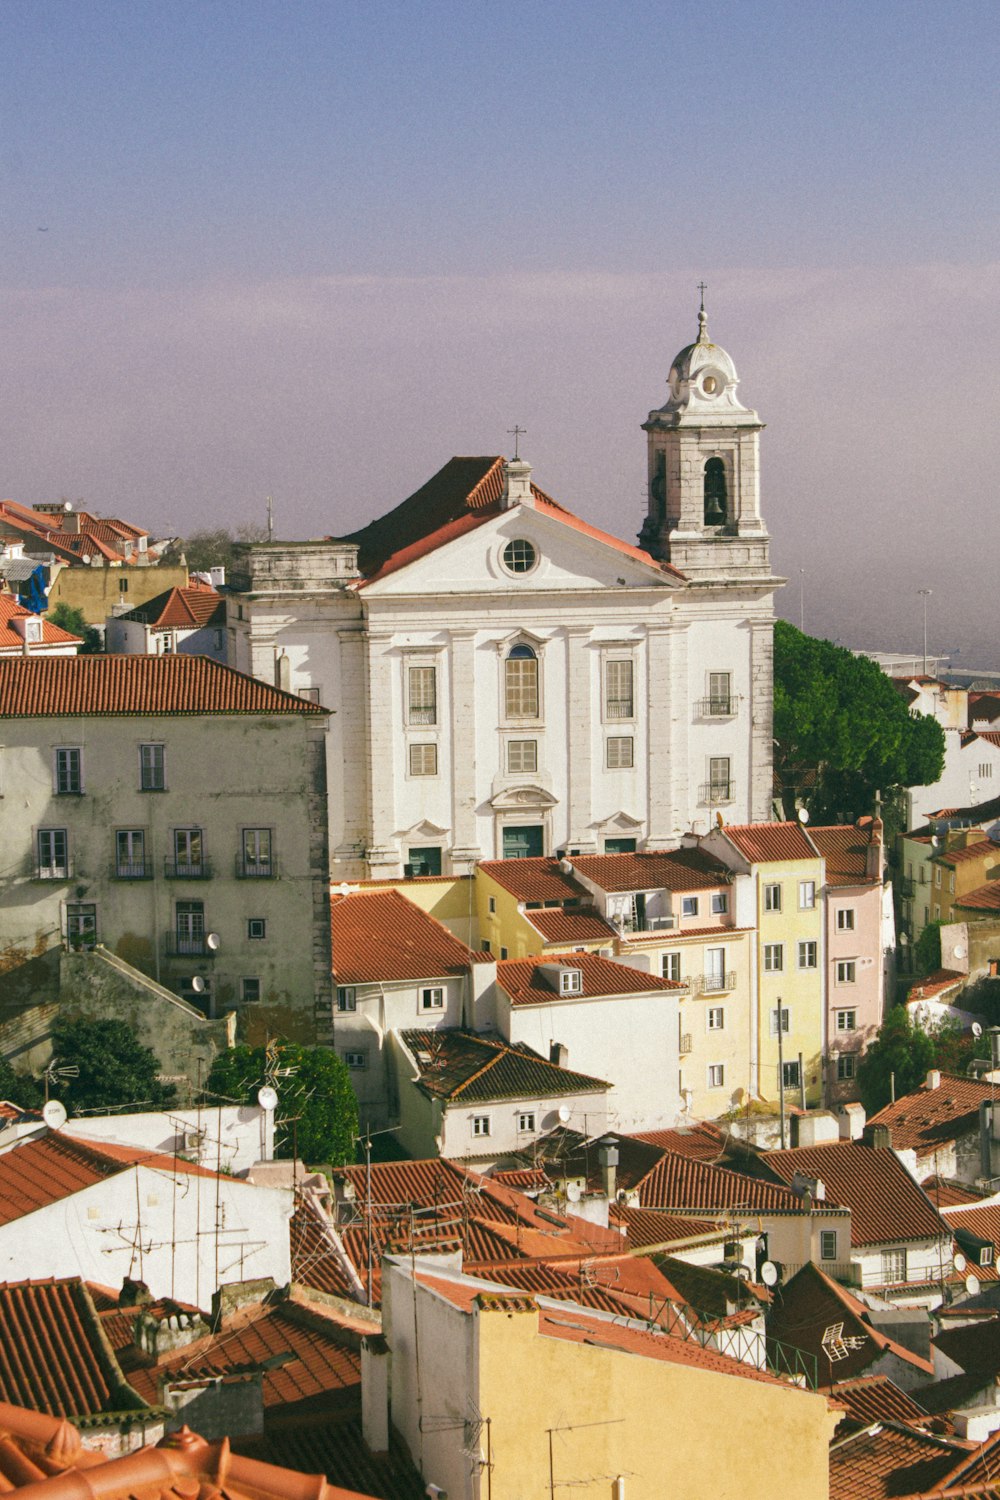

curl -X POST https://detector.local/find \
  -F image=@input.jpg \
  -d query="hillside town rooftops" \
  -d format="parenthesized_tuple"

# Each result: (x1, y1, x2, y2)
(0, 655, 326, 717)
(330, 889, 482, 983)
(496, 952, 684, 1005)
(868, 1075, 999, 1159)
(721, 821, 818, 864)
(568, 847, 732, 893)
(829, 1421, 973, 1500)
(761, 1142, 948, 1247)
(400, 1029, 611, 1103)
(115, 582, 224, 629)
(633, 1149, 810, 1215)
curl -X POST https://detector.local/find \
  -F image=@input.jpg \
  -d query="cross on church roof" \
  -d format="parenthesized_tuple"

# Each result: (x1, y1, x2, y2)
(507, 425, 527, 460)
(697, 282, 709, 342)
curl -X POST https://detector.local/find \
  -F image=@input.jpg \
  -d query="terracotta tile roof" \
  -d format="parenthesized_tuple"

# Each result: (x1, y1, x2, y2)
(569, 847, 732, 893)
(721, 821, 818, 864)
(658, 1256, 766, 1320)
(954, 880, 1000, 911)
(634, 1150, 807, 1215)
(629, 1122, 727, 1162)
(0, 593, 80, 652)
(330, 889, 479, 983)
(478, 857, 585, 903)
(907, 970, 966, 1002)
(0, 656, 325, 717)
(762, 1142, 948, 1247)
(829, 1373, 932, 1432)
(524, 907, 618, 943)
(809, 823, 881, 886)
(934, 839, 1000, 867)
(767, 1262, 935, 1385)
(829, 1423, 971, 1500)
(0, 1278, 144, 1417)
(290, 1201, 360, 1301)
(933, 1426, 1000, 1491)
(940, 1200, 1000, 1255)
(497, 952, 683, 1006)
(116, 584, 225, 630)
(401, 1028, 610, 1102)
(490, 1167, 550, 1192)
(869, 1075, 997, 1158)
(612, 1206, 727, 1248)
(233, 1414, 427, 1500)
(922, 1177, 987, 1209)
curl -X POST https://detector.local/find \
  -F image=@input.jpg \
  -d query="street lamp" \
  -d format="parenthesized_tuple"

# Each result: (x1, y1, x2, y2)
(918, 589, 932, 675)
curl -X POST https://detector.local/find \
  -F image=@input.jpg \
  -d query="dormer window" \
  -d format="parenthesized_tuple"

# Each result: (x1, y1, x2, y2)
(704, 458, 727, 525)
(560, 968, 583, 995)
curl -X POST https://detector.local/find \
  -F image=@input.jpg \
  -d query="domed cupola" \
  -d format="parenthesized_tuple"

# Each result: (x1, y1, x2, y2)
(639, 289, 771, 584)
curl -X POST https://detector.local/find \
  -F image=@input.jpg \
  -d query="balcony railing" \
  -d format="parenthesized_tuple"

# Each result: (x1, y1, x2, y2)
(696, 695, 736, 718)
(236, 855, 276, 879)
(112, 860, 152, 880)
(701, 782, 734, 805)
(164, 933, 216, 958)
(897, 876, 915, 898)
(407, 707, 436, 725)
(621, 913, 676, 934)
(35, 862, 73, 881)
(605, 700, 634, 721)
(694, 971, 737, 995)
(164, 859, 213, 880)
(679, 1033, 693, 1055)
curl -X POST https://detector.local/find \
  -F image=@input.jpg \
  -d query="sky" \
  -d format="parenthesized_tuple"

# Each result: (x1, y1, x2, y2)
(3, 1, 999, 663)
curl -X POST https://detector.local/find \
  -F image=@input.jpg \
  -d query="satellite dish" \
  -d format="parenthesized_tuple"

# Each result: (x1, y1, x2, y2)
(81, 553, 91, 565)
(190, 974, 205, 994)
(953, 944, 966, 959)
(557, 1104, 571, 1123)
(953, 1251, 967, 1273)
(966, 1273, 981, 1297)
(972, 1022, 984, 1038)
(206, 932, 221, 951)
(63, 501, 73, 512)
(257, 1085, 278, 1112)
(760, 1260, 779, 1287)
(798, 808, 810, 824)
(566, 1181, 583, 1203)
(931, 835, 940, 847)
(42, 1099, 67, 1131)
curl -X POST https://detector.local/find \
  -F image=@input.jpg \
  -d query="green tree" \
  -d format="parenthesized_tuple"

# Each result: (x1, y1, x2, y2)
(857, 1006, 936, 1113)
(162, 524, 267, 574)
(47, 1018, 177, 1112)
(913, 920, 942, 976)
(0, 1056, 40, 1110)
(47, 602, 103, 655)
(205, 1042, 358, 1165)
(773, 622, 945, 824)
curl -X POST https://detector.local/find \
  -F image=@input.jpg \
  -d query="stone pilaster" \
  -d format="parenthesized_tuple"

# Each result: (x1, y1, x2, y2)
(645, 623, 688, 847)
(749, 618, 775, 822)
(364, 631, 398, 875)
(566, 628, 596, 852)
(449, 631, 480, 869)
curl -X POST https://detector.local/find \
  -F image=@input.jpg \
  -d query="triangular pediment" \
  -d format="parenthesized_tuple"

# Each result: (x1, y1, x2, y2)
(401, 819, 451, 839)
(595, 810, 644, 833)
(490, 784, 560, 811)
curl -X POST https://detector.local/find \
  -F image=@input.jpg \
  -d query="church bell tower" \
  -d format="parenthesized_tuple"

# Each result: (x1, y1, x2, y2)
(639, 294, 771, 582)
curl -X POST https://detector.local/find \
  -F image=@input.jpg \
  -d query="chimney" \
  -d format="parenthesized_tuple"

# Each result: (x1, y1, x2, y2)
(63, 510, 81, 534)
(501, 457, 534, 510)
(866, 817, 884, 880)
(361, 1335, 390, 1454)
(549, 1042, 568, 1068)
(926, 1069, 941, 1091)
(598, 1139, 619, 1200)
(870, 1123, 892, 1149)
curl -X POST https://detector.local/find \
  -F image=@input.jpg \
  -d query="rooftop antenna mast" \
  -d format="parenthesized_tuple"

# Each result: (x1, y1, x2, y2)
(266, 495, 274, 543)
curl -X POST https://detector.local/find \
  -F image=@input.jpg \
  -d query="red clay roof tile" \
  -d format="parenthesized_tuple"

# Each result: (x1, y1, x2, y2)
(0, 593, 80, 652)
(569, 847, 731, 892)
(762, 1142, 947, 1247)
(0, 656, 325, 717)
(869, 1075, 999, 1159)
(116, 585, 225, 630)
(722, 822, 818, 863)
(496, 952, 683, 1005)
(330, 889, 478, 983)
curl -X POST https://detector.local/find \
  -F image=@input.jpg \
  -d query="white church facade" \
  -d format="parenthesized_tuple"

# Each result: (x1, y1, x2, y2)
(228, 305, 782, 879)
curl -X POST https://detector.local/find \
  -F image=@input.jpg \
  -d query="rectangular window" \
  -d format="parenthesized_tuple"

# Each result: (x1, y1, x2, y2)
(662, 952, 681, 982)
(505, 654, 539, 719)
(782, 1060, 801, 1089)
(500, 947, 508, 959)
(880, 1247, 907, 1284)
(949, 872, 955, 894)
(488, 896, 497, 914)
(710, 891, 729, 915)
(836, 961, 856, 985)
(517, 1111, 536, 1133)
(66, 903, 97, 951)
(336, 986, 357, 1012)
(559, 969, 583, 995)
(407, 846, 442, 877)
(764, 943, 784, 972)
(241, 828, 273, 877)
(421, 987, 444, 1011)
(606, 735, 634, 769)
(799, 880, 816, 909)
(764, 883, 782, 912)
(604, 837, 637, 853)
(55, 747, 82, 795)
(37, 828, 69, 878)
(708, 1064, 725, 1088)
(837, 1054, 857, 1080)
(979, 762, 993, 779)
(704, 947, 726, 990)
(248, 918, 266, 940)
(836, 1008, 857, 1030)
(770, 1006, 790, 1036)
(836, 909, 855, 932)
(708, 1007, 725, 1030)
(821, 1231, 837, 1261)
(798, 940, 818, 969)
(681, 895, 700, 917)
(708, 671, 732, 715)
(408, 743, 438, 777)
(708, 756, 731, 802)
(345, 1051, 367, 1070)
(472, 1115, 491, 1137)
(299, 686, 322, 703)
(115, 828, 147, 878)
(241, 978, 261, 1004)
(408, 665, 437, 725)
(934, 867, 942, 887)
(172, 828, 205, 877)
(507, 738, 538, 774)
(605, 659, 634, 720)
(139, 743, 165, 791)
(175, 900, 205, 955)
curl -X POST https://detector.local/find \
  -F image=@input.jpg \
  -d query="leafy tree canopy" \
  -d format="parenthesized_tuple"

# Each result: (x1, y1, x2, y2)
(913, 920, 942, 977)
(0, 1055, 40, 1111)
(162, 524, 267, 575)
(856, 1005, 992, 1113)
(47, 602, 103, 655)
(48, 1017, 177, 1112)
(205, 1042, 358, 1166)
(774, 622, 945, 824)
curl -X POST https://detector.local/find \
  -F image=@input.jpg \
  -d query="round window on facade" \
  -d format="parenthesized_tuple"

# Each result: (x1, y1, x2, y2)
(502, 538, 537, 574)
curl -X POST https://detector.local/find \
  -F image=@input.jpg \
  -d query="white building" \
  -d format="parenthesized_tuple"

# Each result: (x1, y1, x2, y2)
(229, 303, 780, 878)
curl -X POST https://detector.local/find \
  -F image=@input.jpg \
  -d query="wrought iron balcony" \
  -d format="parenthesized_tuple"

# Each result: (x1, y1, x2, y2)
(700, 781, 734, 805)
(112, 860, 152, 880)
(695, 695, 737, 718)
(694, 971, 737, 995)
(164, 933, 217, 958)
(164, 858, 213, 880)
(236, 855, 276, 879)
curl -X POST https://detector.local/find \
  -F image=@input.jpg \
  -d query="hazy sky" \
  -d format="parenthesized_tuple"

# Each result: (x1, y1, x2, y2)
(3, 2, 999, 662)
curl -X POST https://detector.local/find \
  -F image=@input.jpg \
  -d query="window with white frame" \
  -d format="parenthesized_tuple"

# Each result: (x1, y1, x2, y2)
(711, 891, 729, 915)
(507, 739, 537, 774)
(820, 1230, 837, 1261)
(559, 969, 582, 995)
(345, 1050, 367, 1070)
(708, 1064, 725, 1088)
(837, 1054, 857, 1080)
(517, 1111, 536, 1133)
(505, 645, 539, 719)
(836, 1008, 857, 1030)
(704, 947, 726, 990)
(949, 872, 955, 893)
(115, 828, 146, 878)
(54, 747, 82, 795)
(763, 943, 784, 972)
(770, 1006, 790, 1036)
(836, 908, 855, 931)
(172, 827, 204, 875)
(421, 987, 444, 1011)
(472, 1114, 491, 1137)
(662, 952, 681, 982)
(934, 866, 942, 887)
(37, 827, 69, 878)
(798, 940, 818, 969)
(407, 665, 437, 725)
(409, 742, 438, 777)
(836, 960, 856, 984)
(708, 1007, 725, 1030)
(707, 671, 732, 715)
(880, 1247, 907, 1284)
(605, 659, 634, 720)
(139, 742, 165, 791)
(606, 736, 634, 769)
(337, 986, 357, 1012)
(681, 895, 700, 917)
(708, 756, 731, 802)
(764, 883, 782, 912)
(799, 880, 816, 909)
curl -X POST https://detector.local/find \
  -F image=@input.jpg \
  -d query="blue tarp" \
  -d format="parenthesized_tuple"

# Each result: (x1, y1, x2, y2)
(17, 564, 47, 615)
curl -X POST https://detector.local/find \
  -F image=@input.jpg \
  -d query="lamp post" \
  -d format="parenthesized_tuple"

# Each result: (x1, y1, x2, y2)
(918, 589, 932, 675)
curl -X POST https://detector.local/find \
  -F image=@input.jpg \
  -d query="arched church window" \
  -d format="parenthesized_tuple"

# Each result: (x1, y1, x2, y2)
(704, 458, 728, 525)
(505, 644, 539, 720)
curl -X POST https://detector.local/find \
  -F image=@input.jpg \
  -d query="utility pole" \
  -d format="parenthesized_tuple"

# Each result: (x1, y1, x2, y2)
(777, 998, 786, 1149)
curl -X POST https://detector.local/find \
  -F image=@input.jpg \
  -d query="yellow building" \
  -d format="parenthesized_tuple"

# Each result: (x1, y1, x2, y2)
(928, 829, 1000, 928)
